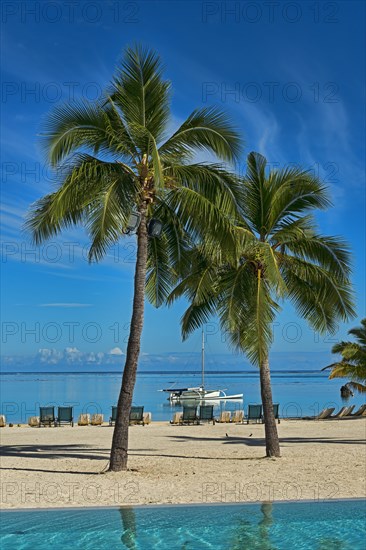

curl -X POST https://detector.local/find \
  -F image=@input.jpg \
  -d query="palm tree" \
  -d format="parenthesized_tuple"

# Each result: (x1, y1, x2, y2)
(25, 45, 243, 471)
(169, 152, 355, 457)
(323, 319, 366, 393)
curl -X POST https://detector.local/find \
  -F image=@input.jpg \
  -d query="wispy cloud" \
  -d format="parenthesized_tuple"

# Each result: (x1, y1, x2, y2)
(38, 303, 93, 308)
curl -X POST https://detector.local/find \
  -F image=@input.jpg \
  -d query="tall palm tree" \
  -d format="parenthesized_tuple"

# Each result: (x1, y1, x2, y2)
(169, 152, 355, 457)
(25, 45, 243, 471)
(323, 319, 366, 392)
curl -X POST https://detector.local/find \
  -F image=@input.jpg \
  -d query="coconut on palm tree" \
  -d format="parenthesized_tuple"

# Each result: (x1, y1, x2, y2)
(25, 45, 244, 471)
(323, 319, 366, 393)
(169, 152, 355, 457)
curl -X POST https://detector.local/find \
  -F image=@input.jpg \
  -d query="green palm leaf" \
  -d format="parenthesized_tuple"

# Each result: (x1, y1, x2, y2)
(322, 319, 366, 392)
(159, 106, 242, 163)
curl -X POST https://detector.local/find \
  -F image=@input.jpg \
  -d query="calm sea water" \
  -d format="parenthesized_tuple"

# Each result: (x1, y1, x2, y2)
(1, 500, 365, 549)
(1, 370, 364, 423)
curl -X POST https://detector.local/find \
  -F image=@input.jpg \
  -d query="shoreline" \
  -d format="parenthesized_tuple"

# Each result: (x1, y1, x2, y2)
(1, 418, 365, 510)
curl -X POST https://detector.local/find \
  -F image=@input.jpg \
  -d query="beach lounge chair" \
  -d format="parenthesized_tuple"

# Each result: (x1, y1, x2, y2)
(78, 414, 90, 426)
(170, 412, 183, 425)
(331, 405, 354, 419)
(231, 410, 244, 423)
(199, 405, 215, 424)
(302, 407, 335, 420)
(247, 404, 263, 424)
(129, 406, 145, 425)
(315, 407, 335, 420)
(180, 406, 199, 425)
(109, 406, 118, 426)
(28, 416, 39, 427)
(0, 415, 6, 427)
(91, 414, 104, 426)
(216, 411, 231, 423)
(352, 404, 366, 417)
(262, 403, 280, 424)
(273, 403, 280, 424)
(39, 406, 55, 427)
(143, 412, 152, 424)
(109, 406, 145, 426)
(56, 406, 73, 427)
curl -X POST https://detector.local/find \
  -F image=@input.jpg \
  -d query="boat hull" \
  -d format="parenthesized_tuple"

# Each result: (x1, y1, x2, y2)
(169, 390, 243, 402)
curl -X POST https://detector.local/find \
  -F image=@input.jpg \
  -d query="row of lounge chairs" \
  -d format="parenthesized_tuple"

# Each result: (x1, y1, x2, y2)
(32, 404, 276, 427)
(171, 404, 281, 425)
(310, 404, 366, 420)
(33, 406, 147, 427)
(5, 403, 366, 428)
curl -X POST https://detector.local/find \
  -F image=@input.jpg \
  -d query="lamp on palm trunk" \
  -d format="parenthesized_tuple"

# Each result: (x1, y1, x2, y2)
(147, 219, 163, 238)
(123, 211, 141, 234)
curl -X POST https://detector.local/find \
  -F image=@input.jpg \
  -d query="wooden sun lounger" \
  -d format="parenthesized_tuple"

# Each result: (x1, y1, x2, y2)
(317, 407, 335, 419)
(231, 410, 244, 423)
(352, 404, 366, 417)
(306, 407, 335, 420)
(331, 405, 355, 418)
(216, 411, 231, 423)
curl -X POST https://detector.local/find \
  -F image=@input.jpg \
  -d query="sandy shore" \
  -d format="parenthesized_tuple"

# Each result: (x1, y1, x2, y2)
(1, 418, 365, 509)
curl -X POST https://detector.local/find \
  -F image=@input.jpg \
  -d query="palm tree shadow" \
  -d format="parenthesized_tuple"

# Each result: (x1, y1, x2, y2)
(169, 434, 366, 446)
(0, 444, 110, 461)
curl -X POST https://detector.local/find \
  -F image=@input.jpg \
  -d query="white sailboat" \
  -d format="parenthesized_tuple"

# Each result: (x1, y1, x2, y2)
(160, 331, 243, 402)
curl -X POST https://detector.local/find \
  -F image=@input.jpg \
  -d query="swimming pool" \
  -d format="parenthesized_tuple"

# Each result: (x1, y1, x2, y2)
(1, 499, 365, 549)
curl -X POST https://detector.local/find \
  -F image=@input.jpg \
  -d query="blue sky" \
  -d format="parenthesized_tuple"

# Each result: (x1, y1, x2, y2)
(1, 0, 365, 364)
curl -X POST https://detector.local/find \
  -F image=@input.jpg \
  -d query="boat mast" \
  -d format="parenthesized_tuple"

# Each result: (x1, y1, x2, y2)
(201, 328, 205, 389)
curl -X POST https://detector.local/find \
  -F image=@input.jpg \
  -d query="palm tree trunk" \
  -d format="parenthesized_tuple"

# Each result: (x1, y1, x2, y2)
(259, 355, 281, 457)
(109, 204, 148, 471)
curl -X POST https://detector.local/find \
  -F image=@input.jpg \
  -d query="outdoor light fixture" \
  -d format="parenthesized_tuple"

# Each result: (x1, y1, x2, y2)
(123, 211, 141, 234)
(147, 219, 163, 238)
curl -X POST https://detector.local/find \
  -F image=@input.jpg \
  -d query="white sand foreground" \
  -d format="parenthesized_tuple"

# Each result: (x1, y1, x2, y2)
(1, 418, 365, 509)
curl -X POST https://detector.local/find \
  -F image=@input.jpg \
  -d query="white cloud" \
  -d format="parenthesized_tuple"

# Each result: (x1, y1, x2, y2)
(65, 347, 80, 354)
(108, 347, 124, 356)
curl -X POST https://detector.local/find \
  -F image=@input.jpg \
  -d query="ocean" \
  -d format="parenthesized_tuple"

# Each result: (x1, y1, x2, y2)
(1, 369, 363, 424)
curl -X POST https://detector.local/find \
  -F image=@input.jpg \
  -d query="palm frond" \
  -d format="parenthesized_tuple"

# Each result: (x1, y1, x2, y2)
(346, 381, 366, 393)
(164, 186, 238, 258)
(159, 106, 242, 163)
(218, 266, 279, 366)
(165, 163, 243, 218)
(348, 319, 366, 346)
(327, 362, 366, 382)
(278, 234, 352, 279)
(146, 234, 175, 307)
(281, 256, 355, 333)
(267, 167, 331, 232)
(111, 45, 171, 143)
(41, 100, 112, 166)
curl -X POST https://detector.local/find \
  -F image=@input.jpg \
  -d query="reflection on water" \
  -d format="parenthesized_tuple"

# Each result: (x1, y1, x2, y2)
(317, 539, 346, 550)
(230, 502, 276, 550)
(119, 507, 137, 550)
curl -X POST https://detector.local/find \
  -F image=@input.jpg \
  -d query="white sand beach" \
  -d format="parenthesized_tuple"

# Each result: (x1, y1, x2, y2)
(1, 418, 365, 509)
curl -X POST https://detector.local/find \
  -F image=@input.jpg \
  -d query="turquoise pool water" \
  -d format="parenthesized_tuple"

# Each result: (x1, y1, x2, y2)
(1, 500, 365, 549)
